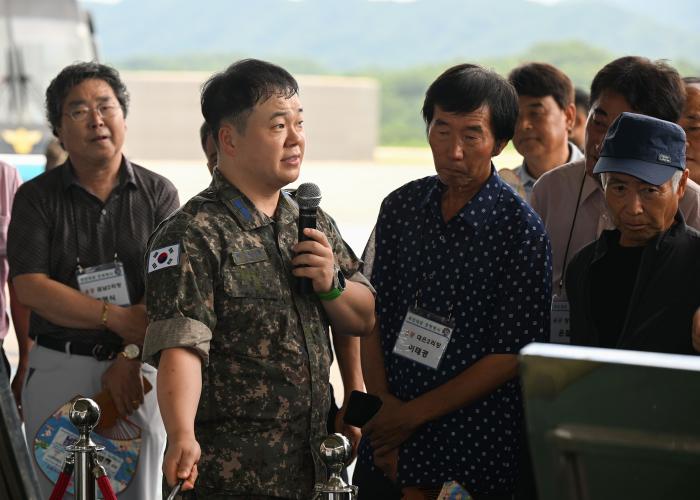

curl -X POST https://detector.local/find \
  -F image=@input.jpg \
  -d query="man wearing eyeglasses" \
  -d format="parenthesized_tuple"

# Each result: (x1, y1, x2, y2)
(7, 62, 178, 499)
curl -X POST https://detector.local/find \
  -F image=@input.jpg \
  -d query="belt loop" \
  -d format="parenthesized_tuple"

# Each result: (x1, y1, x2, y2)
(64, 340, 72, 356)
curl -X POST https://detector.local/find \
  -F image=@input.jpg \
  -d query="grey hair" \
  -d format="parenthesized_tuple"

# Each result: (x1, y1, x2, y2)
(670, 170, 683, 192)
(600, 169, 684, 192)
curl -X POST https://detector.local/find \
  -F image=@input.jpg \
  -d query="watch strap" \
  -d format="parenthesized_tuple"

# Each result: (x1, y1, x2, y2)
(316, 287, 343, 301)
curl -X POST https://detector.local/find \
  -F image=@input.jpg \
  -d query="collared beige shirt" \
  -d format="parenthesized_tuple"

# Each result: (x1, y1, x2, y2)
(531, 157, 700, 296)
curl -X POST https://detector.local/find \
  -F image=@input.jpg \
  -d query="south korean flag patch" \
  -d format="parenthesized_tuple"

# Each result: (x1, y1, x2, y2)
(148, 244, 180, 273)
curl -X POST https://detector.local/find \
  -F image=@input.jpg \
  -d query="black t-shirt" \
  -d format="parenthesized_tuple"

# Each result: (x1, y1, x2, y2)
(590, 236, 644, 348)
(7, 158, 179, 345)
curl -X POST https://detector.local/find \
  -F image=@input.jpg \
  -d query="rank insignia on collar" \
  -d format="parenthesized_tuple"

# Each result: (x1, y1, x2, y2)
(232, 197, 252, 221)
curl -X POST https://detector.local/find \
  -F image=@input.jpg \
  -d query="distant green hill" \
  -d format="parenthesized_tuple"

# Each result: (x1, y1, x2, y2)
(372, 41, 700, 146)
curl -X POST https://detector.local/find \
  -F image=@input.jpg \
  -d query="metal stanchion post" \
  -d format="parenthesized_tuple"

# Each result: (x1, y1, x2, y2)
(48, 398, 118, 500)
(66, 398, 104, 500)
(312, 433, 358, 500)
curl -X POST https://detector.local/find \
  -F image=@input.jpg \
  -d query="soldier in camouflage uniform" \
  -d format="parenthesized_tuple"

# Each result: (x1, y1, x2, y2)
(143, 59, 375, 499)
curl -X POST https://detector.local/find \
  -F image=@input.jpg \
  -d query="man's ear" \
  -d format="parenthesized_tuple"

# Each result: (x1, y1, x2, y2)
(564, 103, 577, 133)
(56, 127, 65, 150)
(218, 125, 236, 158)
(677, 168, 689, 197)
(491, 139, 508, 157)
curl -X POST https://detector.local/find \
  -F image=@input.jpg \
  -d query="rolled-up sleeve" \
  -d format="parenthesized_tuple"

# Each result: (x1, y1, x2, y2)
(143, 317, 212, 366)
(143, 215, 217, 366)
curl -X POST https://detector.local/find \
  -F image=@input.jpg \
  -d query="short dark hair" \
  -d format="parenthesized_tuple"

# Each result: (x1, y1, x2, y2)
(45, 62, 129, 137)
(422, 63, 519, 143)
(575, 87, 590, 112)
(201, 59, 299, 144)
(199, 121, 212, 151)
(590, 56, 685, 123)
(508, 62, 574, 110)
(684, 76, 700, 86)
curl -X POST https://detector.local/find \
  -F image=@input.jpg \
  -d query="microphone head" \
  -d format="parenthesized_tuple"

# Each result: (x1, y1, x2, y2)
(296, 182, 321, 209)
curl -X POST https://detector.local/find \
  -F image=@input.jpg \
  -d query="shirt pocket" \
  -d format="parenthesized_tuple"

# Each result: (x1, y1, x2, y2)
(223, 258, 285, 300)
(218, 258, 286, 359)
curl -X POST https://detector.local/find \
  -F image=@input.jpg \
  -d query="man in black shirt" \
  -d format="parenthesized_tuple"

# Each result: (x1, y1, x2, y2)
(8, 62, 179, 499)
(567, 112, 700, 354)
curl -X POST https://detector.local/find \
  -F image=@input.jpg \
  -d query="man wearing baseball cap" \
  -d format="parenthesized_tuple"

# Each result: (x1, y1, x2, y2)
(565, 112, 700, 354)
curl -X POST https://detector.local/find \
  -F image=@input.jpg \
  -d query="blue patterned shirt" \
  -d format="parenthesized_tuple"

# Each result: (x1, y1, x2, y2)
(358, 168, 552, 495)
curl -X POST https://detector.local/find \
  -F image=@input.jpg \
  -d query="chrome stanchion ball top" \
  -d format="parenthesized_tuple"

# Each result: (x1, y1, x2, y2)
(69, 397, 101, 433)
(67, 397, 104, 453)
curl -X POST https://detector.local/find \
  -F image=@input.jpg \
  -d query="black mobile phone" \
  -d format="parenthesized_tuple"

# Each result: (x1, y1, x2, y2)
(343, 390, 383, 428)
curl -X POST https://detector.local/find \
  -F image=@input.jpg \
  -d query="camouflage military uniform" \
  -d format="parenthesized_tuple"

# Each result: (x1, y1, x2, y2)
(143, 170, 371, 499)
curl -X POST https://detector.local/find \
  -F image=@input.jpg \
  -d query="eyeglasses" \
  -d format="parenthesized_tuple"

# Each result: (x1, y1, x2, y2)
(64, 103, 121, 122)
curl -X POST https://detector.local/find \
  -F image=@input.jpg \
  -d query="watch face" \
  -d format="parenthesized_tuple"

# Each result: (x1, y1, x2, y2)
(124, 344, 140, 360)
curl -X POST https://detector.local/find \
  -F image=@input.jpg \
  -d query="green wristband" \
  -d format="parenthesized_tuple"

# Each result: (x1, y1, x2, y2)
(316, 288, 343, 301)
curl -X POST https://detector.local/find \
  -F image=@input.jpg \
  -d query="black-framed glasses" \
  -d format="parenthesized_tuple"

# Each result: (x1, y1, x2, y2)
(64, 103, 121, 122)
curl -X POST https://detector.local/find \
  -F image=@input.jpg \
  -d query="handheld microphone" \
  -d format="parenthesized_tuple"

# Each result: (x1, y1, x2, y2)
(296, 182, 322, 294)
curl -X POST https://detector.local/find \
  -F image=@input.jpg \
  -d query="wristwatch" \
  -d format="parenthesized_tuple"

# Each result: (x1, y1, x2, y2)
(120, 344, 141, 361)
(317, 267, 346, 301)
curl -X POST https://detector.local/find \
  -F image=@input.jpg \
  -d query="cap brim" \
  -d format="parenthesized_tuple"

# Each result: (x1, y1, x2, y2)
(593, 156, 678, 186)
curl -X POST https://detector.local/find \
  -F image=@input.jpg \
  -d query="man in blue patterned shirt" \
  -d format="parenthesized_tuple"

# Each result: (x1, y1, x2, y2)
(355, 64, 552, 500)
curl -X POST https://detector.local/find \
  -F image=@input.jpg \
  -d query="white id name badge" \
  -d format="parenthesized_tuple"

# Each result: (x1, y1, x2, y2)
(393, 307, 454, 369)
(550, 297, 571, 344)
(76, 261, 131, 306)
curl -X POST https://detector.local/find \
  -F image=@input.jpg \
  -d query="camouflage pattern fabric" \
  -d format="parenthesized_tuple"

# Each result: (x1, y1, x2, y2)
(144, 170, 370, 499)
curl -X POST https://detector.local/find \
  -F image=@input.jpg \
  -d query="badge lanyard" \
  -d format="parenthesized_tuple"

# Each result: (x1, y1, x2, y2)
(71, 189, 132, 306)
(392, 209, 457, 369)
(550, 167, 587, 344)
(410, 210, 457, 320)
(70, 189, 127, 271)
(558, 167, 588, 296)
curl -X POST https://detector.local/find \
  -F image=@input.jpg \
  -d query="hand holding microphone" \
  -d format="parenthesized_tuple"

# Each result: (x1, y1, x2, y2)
(292, 183, 336, 294)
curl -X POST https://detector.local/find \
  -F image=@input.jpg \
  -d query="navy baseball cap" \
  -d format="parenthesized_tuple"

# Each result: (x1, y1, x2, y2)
(593, 112, 686, 186)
